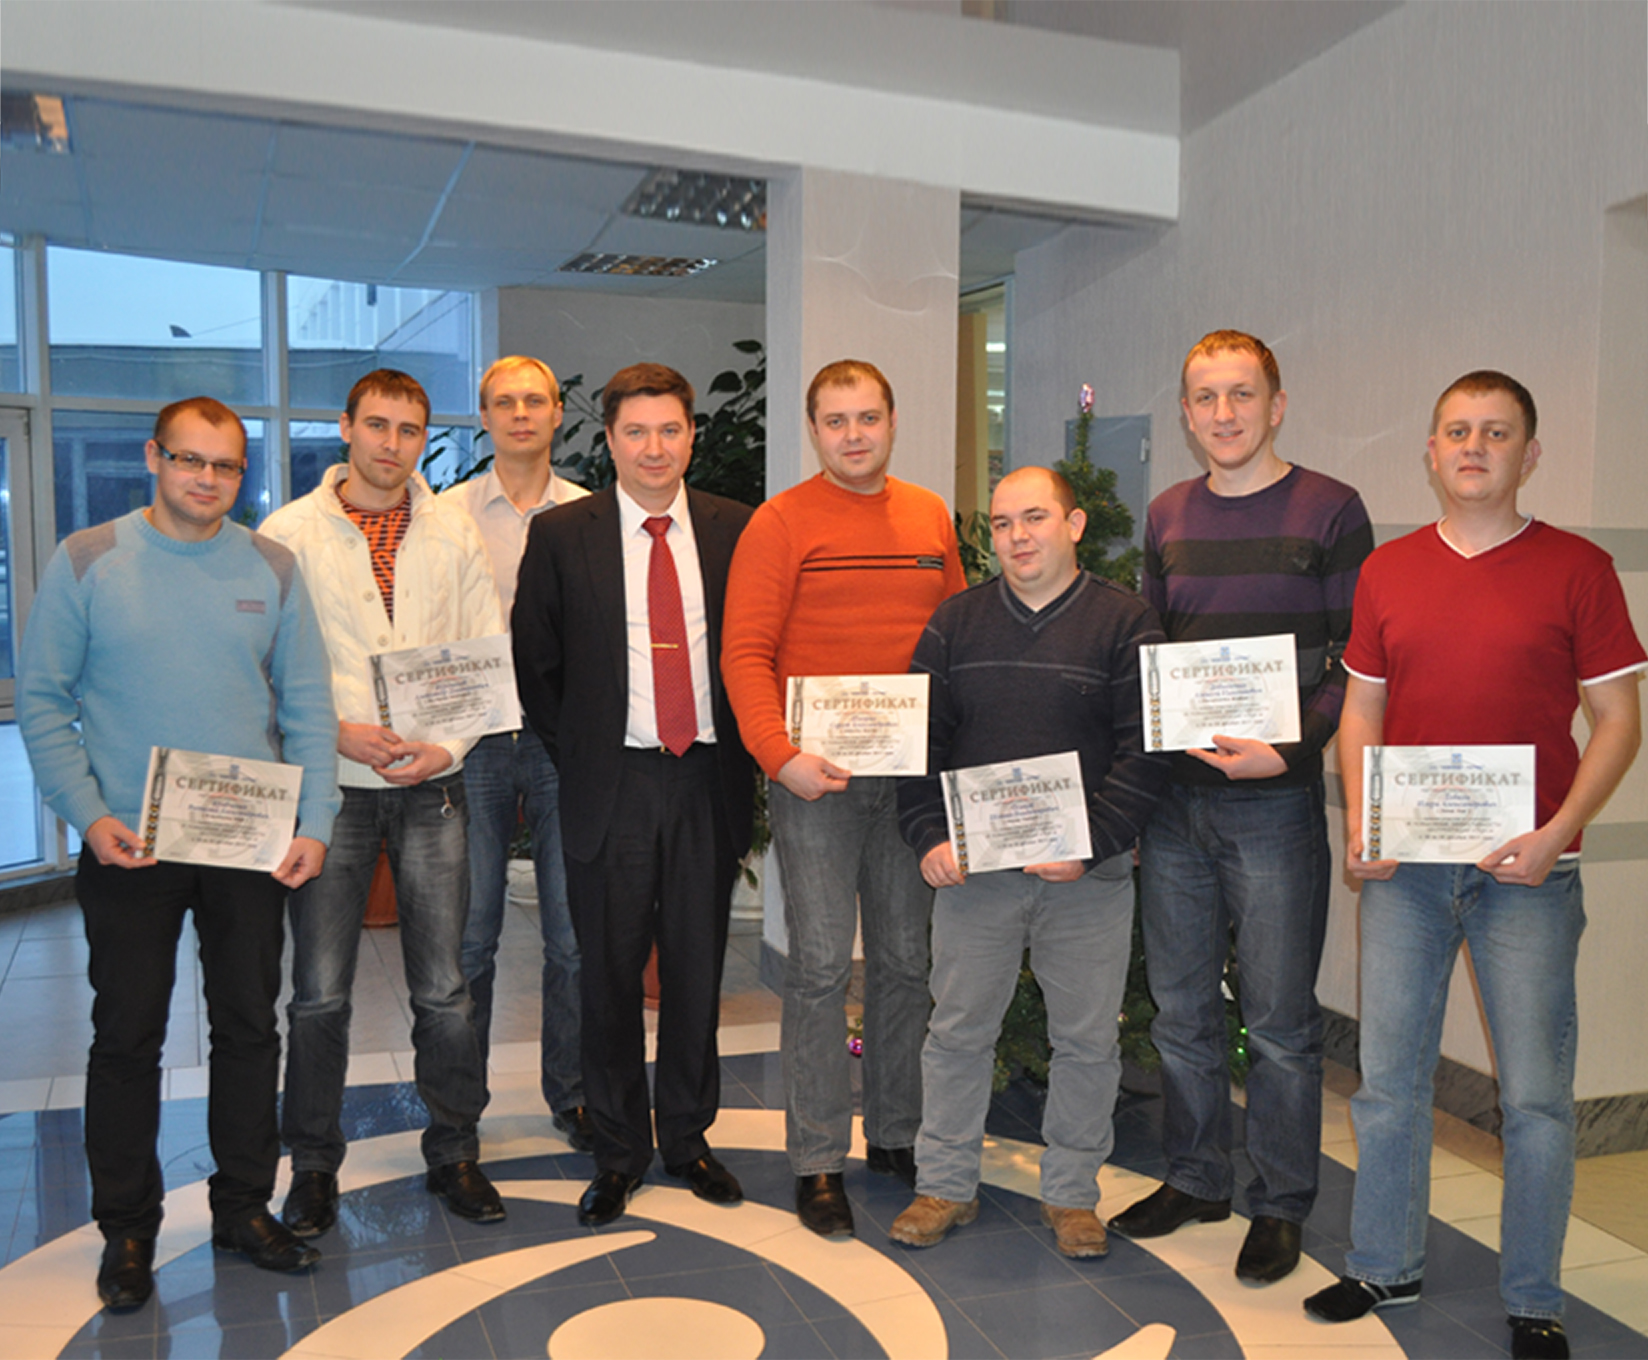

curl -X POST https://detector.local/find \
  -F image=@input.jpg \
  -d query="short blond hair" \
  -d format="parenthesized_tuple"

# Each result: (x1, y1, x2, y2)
(480, 355, 561, 408)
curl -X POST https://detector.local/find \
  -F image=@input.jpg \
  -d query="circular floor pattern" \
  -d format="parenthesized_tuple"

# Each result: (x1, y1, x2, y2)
(548, 1296, 765, 1360)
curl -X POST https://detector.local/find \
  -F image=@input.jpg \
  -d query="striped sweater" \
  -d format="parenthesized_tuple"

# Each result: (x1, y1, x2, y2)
(1143, 466, 1372, 787)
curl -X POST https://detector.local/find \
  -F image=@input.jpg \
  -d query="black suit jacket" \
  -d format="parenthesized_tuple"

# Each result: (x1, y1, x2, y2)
(512, 485, 755, 865)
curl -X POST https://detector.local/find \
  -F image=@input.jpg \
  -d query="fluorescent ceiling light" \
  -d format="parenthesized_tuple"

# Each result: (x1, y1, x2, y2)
(559, 253, 719, 278)
(621, 170, 766, 231)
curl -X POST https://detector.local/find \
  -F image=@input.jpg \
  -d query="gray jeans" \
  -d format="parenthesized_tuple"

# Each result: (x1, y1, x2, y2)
(916, 852, 1133, 1207)
(770, 778, 933, 1175)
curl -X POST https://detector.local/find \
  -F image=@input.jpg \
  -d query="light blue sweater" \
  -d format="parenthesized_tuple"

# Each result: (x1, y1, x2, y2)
(18, 509, 341, 845)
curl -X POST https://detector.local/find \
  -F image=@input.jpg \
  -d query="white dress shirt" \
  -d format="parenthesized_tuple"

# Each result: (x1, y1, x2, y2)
(440, 465, 590, 620)
(616, 483, 716, 748)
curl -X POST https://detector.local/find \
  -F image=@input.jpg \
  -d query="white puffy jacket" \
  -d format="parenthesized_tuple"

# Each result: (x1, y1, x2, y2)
(260, 464, 503, 788)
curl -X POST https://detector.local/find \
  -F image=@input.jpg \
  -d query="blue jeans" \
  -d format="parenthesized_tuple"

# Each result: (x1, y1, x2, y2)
(282, 776, 487, 1172)
(1348, 862, 1583, 1321)
(1138, 780, 1329, 1222)
(770, 779, 932, 1174)
(459, 729, 583, 1113)
(917, 853, 1134, 1206)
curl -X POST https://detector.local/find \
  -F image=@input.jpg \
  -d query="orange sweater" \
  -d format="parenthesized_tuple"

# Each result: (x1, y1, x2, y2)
(722, 474, 966, 777)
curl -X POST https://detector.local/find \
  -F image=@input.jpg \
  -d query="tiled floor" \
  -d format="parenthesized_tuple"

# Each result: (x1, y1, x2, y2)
(0, 893, 1645, 1358)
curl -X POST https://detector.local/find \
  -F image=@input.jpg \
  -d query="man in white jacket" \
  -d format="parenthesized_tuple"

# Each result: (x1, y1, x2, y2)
(260, 369, 506, 1236)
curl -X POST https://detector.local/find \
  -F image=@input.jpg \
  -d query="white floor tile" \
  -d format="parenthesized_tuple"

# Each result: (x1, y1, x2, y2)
(1561, 1256, 1648, 1331)
(165, 1064, 209, 1101)
(0, 1077, 51, 1115)
(1426, 1169, 1503, 1221)
(44, 1075, 84, 1109)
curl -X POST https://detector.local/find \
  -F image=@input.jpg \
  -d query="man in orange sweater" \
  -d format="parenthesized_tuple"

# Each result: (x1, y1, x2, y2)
(723, 360, 965, 1236)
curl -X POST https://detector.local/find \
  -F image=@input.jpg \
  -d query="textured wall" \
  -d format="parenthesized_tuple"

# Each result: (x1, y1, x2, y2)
(1011, 0, 1648, 1099)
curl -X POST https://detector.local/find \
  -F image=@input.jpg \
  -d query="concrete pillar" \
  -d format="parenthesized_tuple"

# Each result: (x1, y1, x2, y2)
(765, 168, 961, 502)
(759, 167, 962, 968)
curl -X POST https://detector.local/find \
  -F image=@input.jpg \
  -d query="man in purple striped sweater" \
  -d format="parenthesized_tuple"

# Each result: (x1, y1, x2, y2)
(1106, 331, 1373, 1285)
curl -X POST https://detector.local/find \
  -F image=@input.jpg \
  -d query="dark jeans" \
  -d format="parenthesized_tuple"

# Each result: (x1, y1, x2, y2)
(281, 777, 486, 1172)
(458, 729, 583, 1113)
(1138, 780, 1330, 1223)
(78, 851, 285, 1237)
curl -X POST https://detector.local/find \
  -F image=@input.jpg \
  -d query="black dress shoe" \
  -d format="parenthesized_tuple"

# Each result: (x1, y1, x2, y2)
(866, 1144, 917, 1189)
(1510, 1317, 1570, 1360)
(578, 1170, 645, 1226)
(665, 1152, 743, 1205)
(796, 1173, 854, 1236)
(97, 1236, 155, 1312)
(281, 1169, 339, 1239)
(1235, 1215, 1302, 1284)
(426, 1160, 506, 1222)
(1106, 1184, 1231, 1239)
(211, 1213, 321, 1272)
(552, 1105, 598, 1154)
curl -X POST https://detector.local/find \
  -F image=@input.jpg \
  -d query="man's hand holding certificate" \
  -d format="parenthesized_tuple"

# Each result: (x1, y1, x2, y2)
(370, 633, 520, 744)
(941, 751, 1092, 876)
(1141, 633, 1300, 753)
(788, 674, 929, 776)
(140, 747, 304, 872)
(1361, 745, 1536, 864)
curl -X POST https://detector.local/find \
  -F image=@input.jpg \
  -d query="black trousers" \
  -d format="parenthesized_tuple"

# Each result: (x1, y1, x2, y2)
(565, 744, 736, 1177)
(77, 851, 285, 1238)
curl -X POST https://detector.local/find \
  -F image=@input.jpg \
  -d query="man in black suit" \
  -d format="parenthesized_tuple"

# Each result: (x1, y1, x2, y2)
(513, 363, 755, 1226)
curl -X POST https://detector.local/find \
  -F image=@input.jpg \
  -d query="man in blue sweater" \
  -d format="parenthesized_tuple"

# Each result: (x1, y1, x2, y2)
(893, 466, 1169, 1257)
(18, 397, 340, 1312)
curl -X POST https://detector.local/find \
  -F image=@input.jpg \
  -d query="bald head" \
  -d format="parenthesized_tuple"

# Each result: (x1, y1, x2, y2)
(990, 467, 1086, 610)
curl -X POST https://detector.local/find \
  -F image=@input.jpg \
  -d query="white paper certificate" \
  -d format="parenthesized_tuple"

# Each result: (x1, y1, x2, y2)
(1362, 745, 1536, 863)
(371, 633, 521, 744)
(942, 751, 1092, 876)
(787, 674, 929, 776)
(140, 747, 303, 871)
(1141, 633, 1301, 752)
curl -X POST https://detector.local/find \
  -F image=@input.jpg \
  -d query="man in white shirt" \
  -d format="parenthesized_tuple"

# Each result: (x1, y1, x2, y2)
(260, 369, 506, 1238)
(443, 356, 594, 1154)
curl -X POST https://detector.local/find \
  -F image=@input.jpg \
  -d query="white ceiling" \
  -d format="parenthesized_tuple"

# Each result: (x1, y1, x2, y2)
(0, 0, 1397, 304)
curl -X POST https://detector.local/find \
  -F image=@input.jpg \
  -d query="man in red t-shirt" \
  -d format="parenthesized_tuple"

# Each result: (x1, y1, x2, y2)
(1305, 372, 1645, 1360)
(722, 360, 965, 1236)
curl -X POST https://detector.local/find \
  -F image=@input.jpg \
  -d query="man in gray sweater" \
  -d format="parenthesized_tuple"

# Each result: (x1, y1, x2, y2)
(893, 467, 1169, 1258)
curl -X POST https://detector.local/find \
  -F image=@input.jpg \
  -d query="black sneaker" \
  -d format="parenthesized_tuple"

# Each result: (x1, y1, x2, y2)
(1509, 1317, 1569, 1360)
(1303, 1275, 1421, 1322)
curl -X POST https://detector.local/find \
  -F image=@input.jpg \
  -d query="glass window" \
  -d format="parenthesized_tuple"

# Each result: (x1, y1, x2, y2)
(47, 247, 264, 404)
(287, 278, 475, 415)
(0, 433, 12, 681)
(0, 242, 18, 393)
(54, 412, 268, 540)
(0, 722, 43, 871)
(288, 420, 344, 502)
(288, 421, 478, 504)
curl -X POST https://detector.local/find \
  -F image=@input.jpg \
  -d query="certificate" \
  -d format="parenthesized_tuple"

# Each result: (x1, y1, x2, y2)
(1141, 633, 1301, 752)
(140, 747, 303, 872)
(787, 674, 929, 776)
(371, 633, 521, 744)
(942, 751, 1092, 876)
(1362, 745, 1536, 863)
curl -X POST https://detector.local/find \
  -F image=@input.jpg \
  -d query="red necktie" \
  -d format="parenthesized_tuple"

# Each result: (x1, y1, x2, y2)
(643, 515, 698, 757)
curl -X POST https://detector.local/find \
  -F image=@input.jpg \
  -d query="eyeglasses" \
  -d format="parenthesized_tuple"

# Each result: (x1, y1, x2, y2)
(156, 445, 245, 480)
